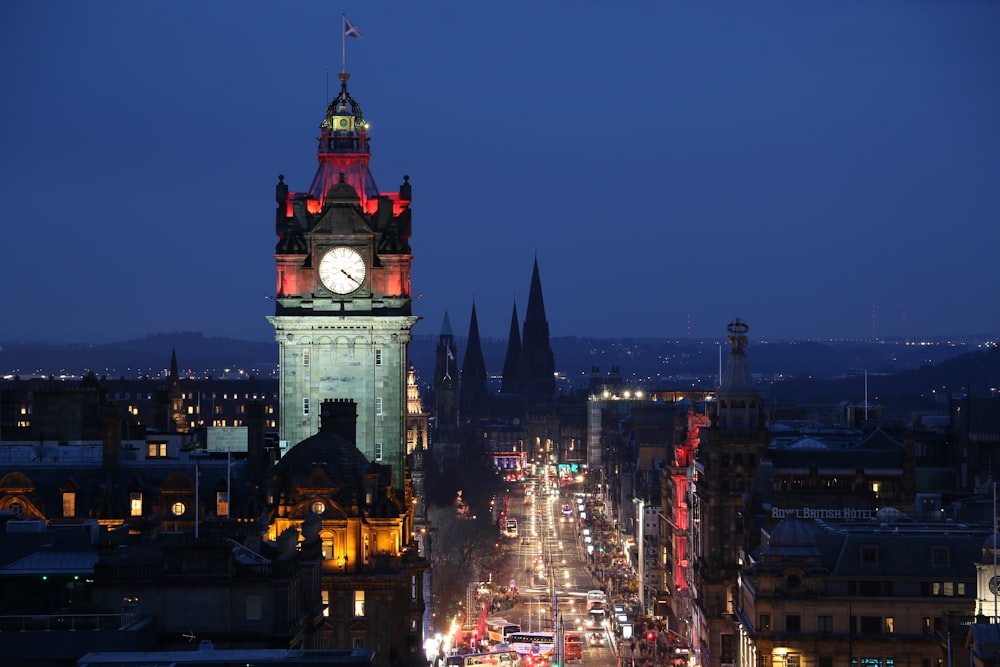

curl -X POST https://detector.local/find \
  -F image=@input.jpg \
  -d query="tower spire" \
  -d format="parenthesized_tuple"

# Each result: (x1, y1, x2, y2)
(460, 302, 489, 420)
(434, 311, 459, 432)
(501, 301, 522, 395)
(310, 71, 377, 208)
(519, 257, 556, 403)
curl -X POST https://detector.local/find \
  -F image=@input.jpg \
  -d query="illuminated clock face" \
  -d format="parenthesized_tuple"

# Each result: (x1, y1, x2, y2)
(990, 576, 1000, 596)
(319, 246, 366, 294)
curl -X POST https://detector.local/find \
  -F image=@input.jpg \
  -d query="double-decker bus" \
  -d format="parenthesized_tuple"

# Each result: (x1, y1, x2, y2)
(505, 631, 555, 664)
(564, 632, 583, 661)
(445, 651, 522, 667)
(485, 618, 521, 644)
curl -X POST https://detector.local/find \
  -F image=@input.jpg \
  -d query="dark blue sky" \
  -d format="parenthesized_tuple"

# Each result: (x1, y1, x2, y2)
(2, 1, 998, 344)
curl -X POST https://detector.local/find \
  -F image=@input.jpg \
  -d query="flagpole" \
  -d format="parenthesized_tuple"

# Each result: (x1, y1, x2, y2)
(341, 14, 347, 73)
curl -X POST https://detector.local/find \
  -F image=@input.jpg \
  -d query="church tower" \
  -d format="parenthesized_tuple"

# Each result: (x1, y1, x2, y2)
(459, 303, 489, 420)
(267, 72, 417, 490)
(519, 257, 556, 403)
(500, 301, 522, 395)
(432, 312, 459, 432)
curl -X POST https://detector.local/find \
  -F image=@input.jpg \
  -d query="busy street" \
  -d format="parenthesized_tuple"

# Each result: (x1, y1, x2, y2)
(431, 467, 694, 667)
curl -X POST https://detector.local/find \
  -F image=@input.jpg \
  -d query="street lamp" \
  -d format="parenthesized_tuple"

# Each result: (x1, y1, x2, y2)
(632, 497, 645, 615)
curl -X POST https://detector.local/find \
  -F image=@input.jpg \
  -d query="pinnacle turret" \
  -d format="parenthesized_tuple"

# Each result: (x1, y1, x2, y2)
(717, 318, 762, 431)
(460, 303, 489, 420)
(720, 318, 753, 390)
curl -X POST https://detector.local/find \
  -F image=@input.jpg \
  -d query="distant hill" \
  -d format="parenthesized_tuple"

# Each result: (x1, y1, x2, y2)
(3, 332, 996, 416)
(0, 332, 277, 379)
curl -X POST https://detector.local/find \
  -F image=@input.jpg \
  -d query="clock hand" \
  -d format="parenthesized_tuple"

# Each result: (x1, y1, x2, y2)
(340, 268, 359, 284)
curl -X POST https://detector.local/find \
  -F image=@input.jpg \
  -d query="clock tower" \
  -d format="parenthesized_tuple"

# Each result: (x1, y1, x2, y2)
(976, 533, 1000, 621)
(268, 72, 417, 490)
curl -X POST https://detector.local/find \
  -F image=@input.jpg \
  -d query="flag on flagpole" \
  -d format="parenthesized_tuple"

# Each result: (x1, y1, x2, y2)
(344, 15, 364, 39)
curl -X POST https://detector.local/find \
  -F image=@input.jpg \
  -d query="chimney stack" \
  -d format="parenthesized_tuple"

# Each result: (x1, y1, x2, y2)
(319, 399, 357, 444)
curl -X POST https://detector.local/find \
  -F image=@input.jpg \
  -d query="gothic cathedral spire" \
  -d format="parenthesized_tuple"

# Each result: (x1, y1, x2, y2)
(519, 257, 556, 403)
(459, 302, 489, 420)
(501, 301, 522, 395)
(433, 311, 459, 432)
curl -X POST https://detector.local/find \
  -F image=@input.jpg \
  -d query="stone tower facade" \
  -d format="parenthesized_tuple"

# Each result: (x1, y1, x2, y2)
(692, 319, 770, 667)
(267, 72, 418, 491)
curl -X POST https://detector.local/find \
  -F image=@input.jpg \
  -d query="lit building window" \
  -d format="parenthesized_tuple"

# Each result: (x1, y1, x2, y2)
(322, 590, 330, 617)
(375, 348, 382, 366)
(375, 397, 382, 416)
(312, 500, 326, 515)
(171, 501, 186, 516)
(354, 590, 365, 617)
(303, 398, 310, 416)
(303, 349, 310, 366)
(375, 442, 383, 461)
(63, 492, 76, 518)
(130, 493, 143, 517)
(217, 491, 229, 517)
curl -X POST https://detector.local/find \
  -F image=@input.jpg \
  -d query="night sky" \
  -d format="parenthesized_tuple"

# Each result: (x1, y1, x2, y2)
(2, 1, 998, 344)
